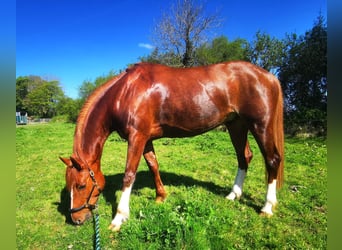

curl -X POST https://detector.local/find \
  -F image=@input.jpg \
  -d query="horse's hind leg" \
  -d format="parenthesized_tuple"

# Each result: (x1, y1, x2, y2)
(250, 124, 281, 217)
(226, 120, 253, 200)
(143, 141, 167, 202)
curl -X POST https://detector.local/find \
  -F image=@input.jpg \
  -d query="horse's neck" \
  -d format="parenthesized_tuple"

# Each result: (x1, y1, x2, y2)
(72, 71, 126, 165)
(73, 98, 115, 166)
(74, 120, 112, 166)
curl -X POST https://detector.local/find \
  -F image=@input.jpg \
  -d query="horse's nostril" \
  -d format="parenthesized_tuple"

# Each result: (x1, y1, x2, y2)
(74, 219, 82, 225)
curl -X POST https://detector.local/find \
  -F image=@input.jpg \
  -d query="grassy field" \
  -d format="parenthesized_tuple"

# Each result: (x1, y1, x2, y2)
(16, 122, 327, 249)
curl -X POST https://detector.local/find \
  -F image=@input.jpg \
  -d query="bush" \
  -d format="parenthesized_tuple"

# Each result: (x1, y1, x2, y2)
(285, 109, 326, 137)
(50, 115, 68, 123)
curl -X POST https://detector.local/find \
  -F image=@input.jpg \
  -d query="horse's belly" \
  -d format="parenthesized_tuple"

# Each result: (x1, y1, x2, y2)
(159, 107, 234, 137)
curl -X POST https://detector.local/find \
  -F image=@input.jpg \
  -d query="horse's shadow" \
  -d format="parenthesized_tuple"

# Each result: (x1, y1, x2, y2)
(56, 170, 261, 223)
(55, 187, 74, 224)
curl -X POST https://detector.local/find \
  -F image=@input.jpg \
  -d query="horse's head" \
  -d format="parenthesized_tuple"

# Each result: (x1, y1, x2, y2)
(59, 156, 105, 225)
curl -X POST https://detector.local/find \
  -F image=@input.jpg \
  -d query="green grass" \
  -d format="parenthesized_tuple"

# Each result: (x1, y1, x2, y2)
(16, 122, 327, 249)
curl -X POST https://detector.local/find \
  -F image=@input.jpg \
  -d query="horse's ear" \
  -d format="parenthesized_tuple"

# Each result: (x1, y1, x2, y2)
(59, 156, 82, 170)
(59, 157, 73, 167)
(70, 156, 82, 171)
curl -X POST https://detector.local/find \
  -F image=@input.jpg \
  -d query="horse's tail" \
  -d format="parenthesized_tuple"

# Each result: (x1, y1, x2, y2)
(274, 79, 285, 189)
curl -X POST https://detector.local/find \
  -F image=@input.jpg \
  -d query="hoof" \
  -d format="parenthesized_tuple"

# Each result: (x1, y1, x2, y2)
(155, 195, 166, 203)
(259, 211, 273, 218)
(225, 191, 241, 201)
(108, 223, 121, 232)
(260, 200, 277, 217)
(272, 202, 278, 210)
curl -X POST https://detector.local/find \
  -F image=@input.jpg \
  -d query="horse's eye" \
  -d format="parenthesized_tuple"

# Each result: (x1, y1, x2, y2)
(77, 184, 86, 190)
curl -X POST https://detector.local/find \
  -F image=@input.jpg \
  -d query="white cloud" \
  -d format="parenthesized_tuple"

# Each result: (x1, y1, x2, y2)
(138, 43, 155, 50)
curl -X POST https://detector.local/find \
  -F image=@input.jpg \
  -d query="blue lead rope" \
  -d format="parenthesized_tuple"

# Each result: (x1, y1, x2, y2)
(94, 211, 101, 250)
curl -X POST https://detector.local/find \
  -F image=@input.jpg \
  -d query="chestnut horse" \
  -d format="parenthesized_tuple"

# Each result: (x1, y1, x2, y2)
(60, 61, 284, 231)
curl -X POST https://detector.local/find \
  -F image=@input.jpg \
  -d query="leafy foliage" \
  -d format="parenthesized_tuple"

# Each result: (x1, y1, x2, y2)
(16, 76, 30, 112)
(247, 30, 285, 73)
(56, 97, 83, 123)
(78, 70, 117, 101)
(279, 14, 327, 135)
(196, 36, 249, 65)
(16, 76, 64, 118)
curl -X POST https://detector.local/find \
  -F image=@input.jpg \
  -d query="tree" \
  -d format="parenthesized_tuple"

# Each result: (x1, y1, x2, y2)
(78, 70, 117, 101)
(16, 76, 65, 118)
(56, 97, 83, 122)
(23, 80, 64, 117)
(152, 0, 221, 67)
(16, 76, 30, 112)
(195, 36, 249, 65)
(247, 30, 285, 73)
(278, 14, 327, 134)
(79, 80, 95, 101)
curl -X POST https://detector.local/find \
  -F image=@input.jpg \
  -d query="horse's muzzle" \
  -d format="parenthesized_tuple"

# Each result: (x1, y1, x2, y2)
(71, 211, 92, 225)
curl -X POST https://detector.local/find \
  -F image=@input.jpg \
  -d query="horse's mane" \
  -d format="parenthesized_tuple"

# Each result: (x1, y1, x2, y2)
(75, 71, 127, 137)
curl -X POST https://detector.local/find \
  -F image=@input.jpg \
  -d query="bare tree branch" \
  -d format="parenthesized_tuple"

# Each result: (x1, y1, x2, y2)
(152, 0, 222, 67)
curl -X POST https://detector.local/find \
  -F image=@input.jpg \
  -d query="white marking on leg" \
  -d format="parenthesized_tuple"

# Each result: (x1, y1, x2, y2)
(226, 168, 246, 200)
(110, 184, 133, 231)
(261, 179, 277, 216)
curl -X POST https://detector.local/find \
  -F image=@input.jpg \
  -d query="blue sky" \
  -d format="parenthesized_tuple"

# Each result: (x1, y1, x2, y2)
(16, 0, 326, 99)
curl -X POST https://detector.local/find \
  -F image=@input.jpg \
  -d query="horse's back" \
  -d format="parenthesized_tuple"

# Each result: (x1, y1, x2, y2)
(133, 61, 281, 113)
(130, 61, 279, 91)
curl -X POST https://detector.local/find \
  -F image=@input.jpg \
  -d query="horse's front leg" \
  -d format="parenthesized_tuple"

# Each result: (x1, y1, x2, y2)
(226, 141, 253, 200)
(108, 132, 147, 232)
(225, 121, 253, 201)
